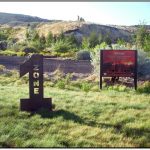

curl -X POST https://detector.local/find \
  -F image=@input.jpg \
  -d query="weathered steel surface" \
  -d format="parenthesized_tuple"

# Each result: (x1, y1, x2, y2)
(20, 54, 52, 112)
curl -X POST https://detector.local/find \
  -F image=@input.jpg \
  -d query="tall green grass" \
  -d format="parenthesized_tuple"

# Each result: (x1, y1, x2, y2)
(0, 74, 150, 147)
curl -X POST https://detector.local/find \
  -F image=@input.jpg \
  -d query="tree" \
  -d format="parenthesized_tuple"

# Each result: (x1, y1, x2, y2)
(32, 31, 40, 42)
(82, 36, 90, 49)
(0, 30, 8, 41)
(40, 35, 46, 49)
(143, 34, 150, 52)
(135, 25, 147, 48)
(57, 31, 65, 41)
(26, 27, 39, 42)
(103, 34, 112, 47)
(117, 38, 126, 46)
(66, 34, 79, 48)
(46, 31, 54, 47)
(98, 33, 103, 44)
(134, 23, 150, 52)
(88, 31, 99, 48)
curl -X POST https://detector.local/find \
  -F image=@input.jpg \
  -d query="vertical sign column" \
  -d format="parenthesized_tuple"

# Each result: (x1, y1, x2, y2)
(100, 50, 103, 89)
(20, 54, 52, 112)
(134, 51, 138, 90)
(29, 55, 43, 100)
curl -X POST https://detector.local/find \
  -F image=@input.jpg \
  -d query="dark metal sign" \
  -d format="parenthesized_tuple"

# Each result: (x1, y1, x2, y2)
(100, 50, 137, 90)
(20, 54, 52, 112)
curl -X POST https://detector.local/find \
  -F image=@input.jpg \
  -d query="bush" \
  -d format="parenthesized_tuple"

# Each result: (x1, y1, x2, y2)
(0, 30, 8, 41)
(91, 85, 100, 92)
(22, 47, 37, 54)
(107, 84, 127, 92)
(46, 31, 54, 47)
(0, 65, 6, 72)
(90, 43, 111, 77)
(51, 68, 64, 82)
(81, 82, 92, 92)
(0, 50, 17, 56)
(0, 41, 7, 50)
(70, 80, 82, 89)
(137, 81, 150, 94)
(138, 50, 150, 79)
(56, 79, 66, 89)
(16, 51, 25, 56)
(76, 50, 91, 60)
(52, 40, 71, 53)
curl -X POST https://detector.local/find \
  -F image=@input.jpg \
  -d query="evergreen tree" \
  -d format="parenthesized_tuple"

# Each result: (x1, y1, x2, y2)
(117, 38, 126, 46)
(66, 34, 79, 48)
(40, 35, 46, 49)
(46, 31, 54, 47)
(103, 34, 112, 47)
(82, 36, 90, 49)
(135, 25, 148, 48)
(57, 31, 65, 41)
(98, 33, 103, 44)
(88, 31, 99, 48)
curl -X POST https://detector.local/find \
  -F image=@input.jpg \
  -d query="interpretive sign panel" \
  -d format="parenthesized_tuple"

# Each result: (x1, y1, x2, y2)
(100, 50, 137, 90)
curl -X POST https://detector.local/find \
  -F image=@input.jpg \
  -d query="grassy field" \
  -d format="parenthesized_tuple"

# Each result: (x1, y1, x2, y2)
(0, 73, 150, 148)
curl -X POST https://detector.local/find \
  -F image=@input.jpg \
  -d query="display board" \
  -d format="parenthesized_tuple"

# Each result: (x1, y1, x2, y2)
(100, 50, 137, 89)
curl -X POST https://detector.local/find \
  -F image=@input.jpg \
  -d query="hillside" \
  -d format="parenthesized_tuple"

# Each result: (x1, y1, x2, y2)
(0, 21, 134, 43)
(0, 12, 150, 43)
(0, 12, 55, 26)
(1, 12, 150, 43)
(37, 21, 133, 42)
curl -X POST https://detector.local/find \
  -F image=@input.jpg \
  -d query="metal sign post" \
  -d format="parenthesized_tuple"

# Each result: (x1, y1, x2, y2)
(100, 50, 138, 90)
(20, 54, 52, 112)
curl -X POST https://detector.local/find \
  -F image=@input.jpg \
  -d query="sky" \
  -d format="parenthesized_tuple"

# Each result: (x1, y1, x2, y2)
(0, 2, 150, 26)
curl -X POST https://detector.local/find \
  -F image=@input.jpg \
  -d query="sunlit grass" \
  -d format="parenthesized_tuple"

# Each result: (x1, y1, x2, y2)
(0, 75, 150, 147)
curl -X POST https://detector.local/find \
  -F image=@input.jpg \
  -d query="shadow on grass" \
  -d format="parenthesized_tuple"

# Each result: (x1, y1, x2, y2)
(35, 108, 127, 131)
(36, 109, 84, 124)
(31, 108, 150, 145)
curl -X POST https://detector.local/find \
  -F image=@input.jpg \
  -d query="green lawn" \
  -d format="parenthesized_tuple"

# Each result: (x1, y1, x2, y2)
(0, 75, 150, 147)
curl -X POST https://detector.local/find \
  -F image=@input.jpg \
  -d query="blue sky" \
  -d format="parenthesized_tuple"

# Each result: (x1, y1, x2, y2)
(0, 2, 150, 25)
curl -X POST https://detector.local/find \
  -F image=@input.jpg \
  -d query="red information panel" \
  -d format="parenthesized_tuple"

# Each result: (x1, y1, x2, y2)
(101, 50, 137, 77)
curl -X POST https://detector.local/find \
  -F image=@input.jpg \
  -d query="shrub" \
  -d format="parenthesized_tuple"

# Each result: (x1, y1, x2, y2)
(88, 31, 99, 48)
(107, 84, 127, 92)
(55, 51, 76, 58)
(52, 40, 71, 53)
(46, 31, 54, 47)
(56, 79, 66, 89)
(0, 65, 6, 72)
(137, 81, 150, 94)
(64, 73, 72, 85)
(0, 50, 17, 56)
(0, 41, 7, 50)
(82, 36, 90, 49)
(91, 85, 100, 92)
(138, 50, 150, 79)
(70, 80, 82, 89)
(51, 67, 64, 82)
(8, 43, 23, 52)
(22, 47, 37, 54)
(16, 51, 25, 56)
(0, 30, 8, 41)
(76, 50, 91, 60)
(90, 43, 110, 76)
(81, 82, 92, 92)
